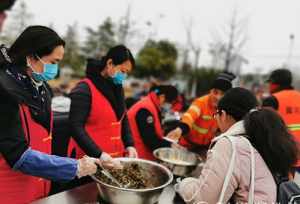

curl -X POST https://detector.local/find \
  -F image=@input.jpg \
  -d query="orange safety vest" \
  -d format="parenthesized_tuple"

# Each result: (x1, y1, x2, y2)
(127, 92, 163, 160)
(180, 94, 218, 147)
(0, 105, 52, 204)
(68, 78, 125, 159)
(274, 89, 300, 167)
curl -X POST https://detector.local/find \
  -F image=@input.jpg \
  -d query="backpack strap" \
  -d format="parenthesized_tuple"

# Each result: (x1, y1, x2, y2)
(218, 136, 255, 204)
(218, 135, 237, 203)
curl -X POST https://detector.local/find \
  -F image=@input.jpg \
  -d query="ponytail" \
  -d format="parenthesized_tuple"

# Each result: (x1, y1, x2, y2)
(85, 56, 107, 76)
(217, 87, 298, 176)
(244, 108, 298, 176)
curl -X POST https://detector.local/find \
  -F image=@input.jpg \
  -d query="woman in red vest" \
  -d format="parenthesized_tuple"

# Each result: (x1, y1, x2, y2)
(0, 26, 120, 204)
(68, 45, 138, 163)
(127, 85, 181, 160)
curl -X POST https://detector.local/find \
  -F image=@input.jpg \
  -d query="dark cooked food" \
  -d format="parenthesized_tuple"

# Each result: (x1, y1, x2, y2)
(95, 163, 153, 189)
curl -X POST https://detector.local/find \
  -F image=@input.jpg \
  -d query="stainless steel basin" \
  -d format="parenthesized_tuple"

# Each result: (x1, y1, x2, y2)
(153, 147, 202, 177)
(91, 157, 173, 204)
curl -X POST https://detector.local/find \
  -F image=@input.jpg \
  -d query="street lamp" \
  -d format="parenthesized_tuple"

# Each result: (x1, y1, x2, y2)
(286, 33, 295, 69)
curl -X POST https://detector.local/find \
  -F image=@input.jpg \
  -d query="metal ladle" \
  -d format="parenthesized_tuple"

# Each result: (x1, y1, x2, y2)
(98, 163, 130, 188)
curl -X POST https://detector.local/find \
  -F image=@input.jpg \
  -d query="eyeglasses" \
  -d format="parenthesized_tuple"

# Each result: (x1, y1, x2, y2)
(213, 110, 223, 118)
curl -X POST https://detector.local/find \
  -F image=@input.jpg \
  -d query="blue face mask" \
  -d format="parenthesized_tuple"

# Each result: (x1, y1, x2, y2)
(31, 57, 59, 82)
(162, 103, 172, 113)
(112, 72, 127, 85)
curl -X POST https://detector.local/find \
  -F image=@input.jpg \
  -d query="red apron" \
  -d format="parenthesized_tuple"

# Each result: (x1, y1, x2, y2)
(128, 92, 163, 160)
(68, 78, 125, 159)
(0, 105, 52, 204)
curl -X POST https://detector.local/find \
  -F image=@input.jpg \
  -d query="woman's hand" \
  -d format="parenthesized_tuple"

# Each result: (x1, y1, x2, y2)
(76, 156, 99, 178)
(165, 127, 183, 142)
(125, 146, 138, 158)
(100, 152, 123, 169)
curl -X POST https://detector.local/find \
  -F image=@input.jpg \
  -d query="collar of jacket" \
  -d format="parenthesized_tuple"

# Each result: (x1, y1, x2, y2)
(87, 74, 125, 119)
(148, 92, 161, 111)
(211, 120, 246, 144)
(0, 66, 51, 111)
(273, 85, 294, 93)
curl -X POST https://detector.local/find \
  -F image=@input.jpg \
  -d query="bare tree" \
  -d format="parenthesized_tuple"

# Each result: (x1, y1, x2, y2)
(210, 7, 248, 72)
(183, 18, 201, 70)
(13, 1, 32, 34)
(117, 4, 132, 45)
(182, 17, 202, 98)
(116, 3, 141, 49)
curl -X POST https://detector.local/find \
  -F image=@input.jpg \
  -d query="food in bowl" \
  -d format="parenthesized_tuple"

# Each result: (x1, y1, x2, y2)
(95, 163, 155, 189)
(91, 158, 174, 204)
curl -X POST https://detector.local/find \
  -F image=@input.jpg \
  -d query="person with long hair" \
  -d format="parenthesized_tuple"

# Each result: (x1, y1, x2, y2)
(176, 87, 298, 203)
(0, 26, 116, 203)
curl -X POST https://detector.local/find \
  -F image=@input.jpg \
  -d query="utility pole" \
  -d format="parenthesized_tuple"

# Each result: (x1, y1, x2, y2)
(286, 33, 295, 69)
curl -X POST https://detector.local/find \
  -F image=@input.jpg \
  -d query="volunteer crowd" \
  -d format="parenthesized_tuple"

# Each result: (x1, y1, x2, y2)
(0, 25, 299, 204)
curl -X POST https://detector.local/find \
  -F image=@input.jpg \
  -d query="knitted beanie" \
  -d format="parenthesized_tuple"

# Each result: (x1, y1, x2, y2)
(211, 71, 236, 92)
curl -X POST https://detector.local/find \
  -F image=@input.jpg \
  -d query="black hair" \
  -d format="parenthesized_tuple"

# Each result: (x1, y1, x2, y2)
(0, 0, 16, 12)
(267, 68, 292, 87)
(218, 87, 298, 176)
(6, 25, 65, 72)
(261, 95, 279, 110)
(150, 85, 179, 103)
(244, 108, 298, 176)
(86, 45, 135, 76)
(218, 87, 258, 121)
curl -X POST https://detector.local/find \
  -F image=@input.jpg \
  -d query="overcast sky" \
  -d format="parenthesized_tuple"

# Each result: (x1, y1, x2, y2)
(4, 0, 300, 73)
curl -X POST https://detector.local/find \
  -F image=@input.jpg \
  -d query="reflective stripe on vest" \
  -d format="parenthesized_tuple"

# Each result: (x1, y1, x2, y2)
(192, 123, 209, 134)
(189, 105, 201, 116)
(202, 115, 213, 120)
(287, 124, 300, 131)
(181, 95, 218, 146)
(183, 112, 193, 122)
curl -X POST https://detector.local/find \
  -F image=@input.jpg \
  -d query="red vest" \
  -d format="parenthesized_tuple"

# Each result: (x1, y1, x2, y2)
(127, 92, 163, 160)
(68, 78, 125, 159)
(0, 104, 52, 204)
(274, 90, 300, 167)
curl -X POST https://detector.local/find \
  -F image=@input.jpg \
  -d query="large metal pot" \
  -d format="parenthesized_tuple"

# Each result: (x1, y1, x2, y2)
(91, 157, 173, 204)
(153, 147, 202, 177)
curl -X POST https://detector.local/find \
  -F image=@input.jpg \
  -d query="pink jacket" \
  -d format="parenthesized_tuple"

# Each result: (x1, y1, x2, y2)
(177, 121, 277, 204)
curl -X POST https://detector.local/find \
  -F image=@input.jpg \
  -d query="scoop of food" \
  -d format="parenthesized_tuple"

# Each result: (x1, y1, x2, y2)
(95, 163, 154, 189)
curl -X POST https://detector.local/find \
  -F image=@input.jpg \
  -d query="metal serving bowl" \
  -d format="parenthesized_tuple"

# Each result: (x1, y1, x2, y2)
(153, 147, 202, 177)
(91, 157, 173, 204)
